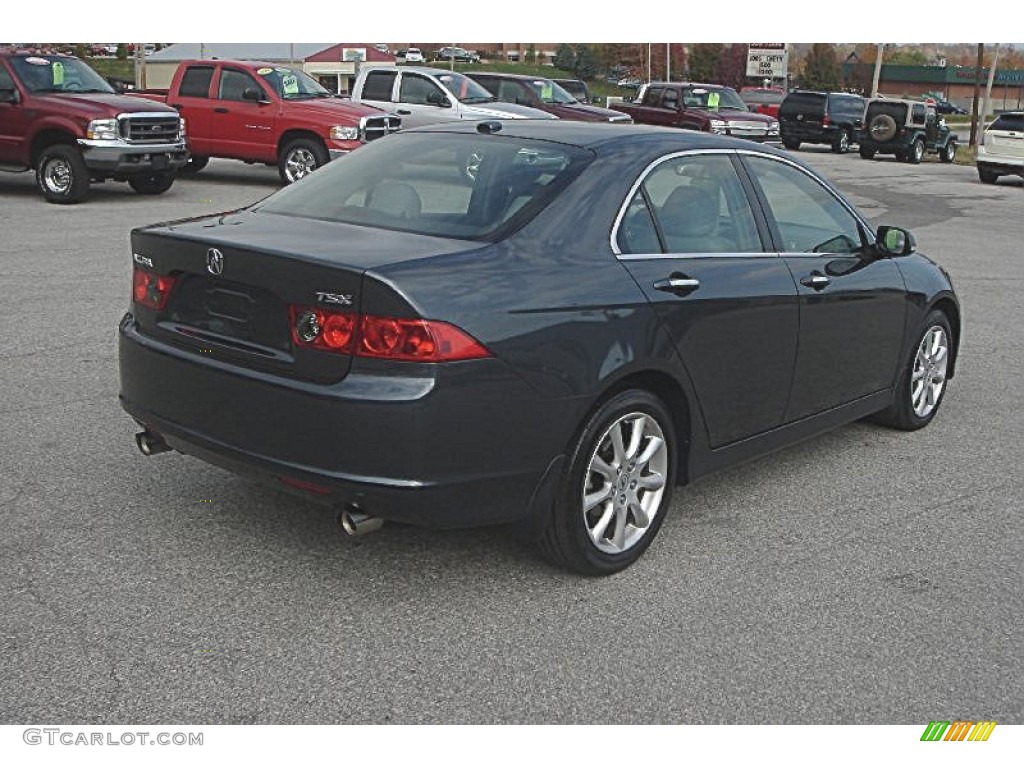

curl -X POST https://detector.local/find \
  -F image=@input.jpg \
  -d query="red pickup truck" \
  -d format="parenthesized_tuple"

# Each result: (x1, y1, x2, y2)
(0, 50, 188, 203)
(613, 82, 780, 143)
(130, 60, 400, 183)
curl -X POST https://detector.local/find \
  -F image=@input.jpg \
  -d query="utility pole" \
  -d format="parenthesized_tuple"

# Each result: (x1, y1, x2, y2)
(981, 44, 1001, 126)
(970, 43, 984, 147)
(666, 43, 670, 81)
(133, 42, 146, 90)
(870, 43, 884, 96)
(647, 43, 651, 83)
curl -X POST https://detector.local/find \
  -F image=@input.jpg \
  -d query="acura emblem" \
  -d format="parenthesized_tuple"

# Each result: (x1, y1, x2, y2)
(206, 248, 224, 276)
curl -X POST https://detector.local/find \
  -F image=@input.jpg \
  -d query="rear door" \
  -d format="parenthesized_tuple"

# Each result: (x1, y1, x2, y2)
(739, 153, 907, 421)
(614, 151, 799, 447)
(167, 64, 216, 150)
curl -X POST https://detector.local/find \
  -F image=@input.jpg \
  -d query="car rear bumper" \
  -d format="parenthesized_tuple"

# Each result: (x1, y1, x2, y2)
(118, 314, 570, 528)
(780, 124, 840, 144)
(977, 145, 1024, 174)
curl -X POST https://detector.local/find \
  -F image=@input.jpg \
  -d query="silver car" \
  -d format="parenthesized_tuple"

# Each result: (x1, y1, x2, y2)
(352, 66, 556, 129)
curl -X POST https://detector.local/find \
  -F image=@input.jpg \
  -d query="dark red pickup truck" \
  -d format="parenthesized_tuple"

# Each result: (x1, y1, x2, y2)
(0, 50, 188, 203)
(130, 60, 399, 183)
(613, 82, 780, 143)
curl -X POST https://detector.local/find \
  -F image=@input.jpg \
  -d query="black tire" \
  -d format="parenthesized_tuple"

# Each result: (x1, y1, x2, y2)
(537, 389, 678, 575)
(859, 146, 876, 159)
(872, 309, 953, 431)
(178, 155, 209, 176)
(939, 140, 957, 164)
(908, 137, 924, 164)
(977, 164, 999, 184)
(782, 138, 800, 150)
(35, 144, 90, 204)
(128, 171, 176, 195)
(832, 129, 851, 154)
(278, 137, 329, 184)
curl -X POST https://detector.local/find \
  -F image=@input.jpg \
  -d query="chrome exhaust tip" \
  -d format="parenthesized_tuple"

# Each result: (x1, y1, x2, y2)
(135, 430, 171, 457)
(338, 504, 384, 536)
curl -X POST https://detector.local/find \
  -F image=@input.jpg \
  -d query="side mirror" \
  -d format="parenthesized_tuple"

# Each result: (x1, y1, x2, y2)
(0, 87, 19, 104)
(242, 87, 265, 102)
(426, 91, 451, 108)
(876, 225, 916, 257)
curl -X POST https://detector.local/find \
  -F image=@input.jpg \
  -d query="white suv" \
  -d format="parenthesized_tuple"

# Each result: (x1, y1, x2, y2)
(403, 48, 425, 64)
(977, 111, 1024, 184)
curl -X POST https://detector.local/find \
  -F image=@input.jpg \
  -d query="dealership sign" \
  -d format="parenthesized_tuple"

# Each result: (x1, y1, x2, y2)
(747, 44, 788, 78)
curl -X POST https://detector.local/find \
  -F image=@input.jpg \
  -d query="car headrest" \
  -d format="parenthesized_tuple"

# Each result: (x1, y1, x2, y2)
(660, 184, 719, 238)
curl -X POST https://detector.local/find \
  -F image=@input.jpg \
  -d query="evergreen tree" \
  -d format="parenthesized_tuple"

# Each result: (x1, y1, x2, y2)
(689, 43, 723, 82)
(553, 44, 576, 72)
(801, 43, 841, 91)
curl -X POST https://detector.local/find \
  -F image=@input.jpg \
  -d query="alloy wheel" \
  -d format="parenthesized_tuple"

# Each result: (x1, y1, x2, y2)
(582, 411, 669, 554)
(285, 148, 317, 182)
(911, 326, 949, 418)
(43, 157, 72, 195)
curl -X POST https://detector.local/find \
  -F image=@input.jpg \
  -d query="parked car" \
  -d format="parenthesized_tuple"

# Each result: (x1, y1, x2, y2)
(778, 90, 866, 153)
(923, 95, 968, 115)
(350, 66, 554, 130)
(465, 72, 630, 122)
(614, 82, 779, 143)
(976, 111, 1024, 183)
(434, 47, 479, 64)
(402, 48, 425, 64)
(553, 78, 591, 104)
(739, 86, 786, 118)
(0, 50, 188, 203)
(858, 97, 957, 164)
(119, 121, 960, 575)
(127, 59, 399, 183)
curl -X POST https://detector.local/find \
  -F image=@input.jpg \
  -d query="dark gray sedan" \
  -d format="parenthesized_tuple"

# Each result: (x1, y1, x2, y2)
(119, 122, 961, 574)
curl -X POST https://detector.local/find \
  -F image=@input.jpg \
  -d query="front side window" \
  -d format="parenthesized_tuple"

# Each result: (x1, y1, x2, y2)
(744, 156, 864, 254)
(399, 73, 445, 105)
(616, 154, 762, 255)
(641, 86, 664, 107)
(218, 69, 264, 102)
(255, 133, 592, 241)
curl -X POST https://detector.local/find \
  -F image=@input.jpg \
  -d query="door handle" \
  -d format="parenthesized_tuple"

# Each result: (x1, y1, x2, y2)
(800, 272, 831, 290)
(396, 109, 412, 115)
(214, 107, 229, 114)
(653, 275, 700, 295)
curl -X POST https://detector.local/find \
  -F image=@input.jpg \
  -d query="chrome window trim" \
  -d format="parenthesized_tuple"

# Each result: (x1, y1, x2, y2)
(618, 251, 777, 261)
(609, 147, 873, 259)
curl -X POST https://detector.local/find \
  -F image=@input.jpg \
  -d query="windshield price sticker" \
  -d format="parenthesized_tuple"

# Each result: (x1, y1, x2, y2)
(51, 61, 65, 85)
(282, 74, 299, 95)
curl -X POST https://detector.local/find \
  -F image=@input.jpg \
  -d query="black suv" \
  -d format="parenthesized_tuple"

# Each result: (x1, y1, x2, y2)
(779, 90, 866, 153)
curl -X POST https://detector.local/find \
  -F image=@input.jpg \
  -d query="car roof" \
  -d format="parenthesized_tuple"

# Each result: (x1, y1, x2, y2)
(368, 65, 453, 76)
(465, 71, 554, 82)
(644, 81, 735, 90)
(405, 119, 792, 155)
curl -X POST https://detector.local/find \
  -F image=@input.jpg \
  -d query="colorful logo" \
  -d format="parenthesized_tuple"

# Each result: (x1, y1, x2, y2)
(921, 721, 997, 741)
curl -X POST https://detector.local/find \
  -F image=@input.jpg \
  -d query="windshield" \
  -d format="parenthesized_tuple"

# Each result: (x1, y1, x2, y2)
(255, 133, 592, 241)
(686, 86, 747, 111)
(9, 55, 113, 95)
(525, 79, 577, 104)
(435, 72, 495, 104)
(257, 66, 330, 99)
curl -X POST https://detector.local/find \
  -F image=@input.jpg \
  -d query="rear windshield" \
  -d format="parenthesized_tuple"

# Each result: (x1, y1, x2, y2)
(780, 92, 826, 116)
(989, 113, 1024, 132)
(255, 133, 592, 241)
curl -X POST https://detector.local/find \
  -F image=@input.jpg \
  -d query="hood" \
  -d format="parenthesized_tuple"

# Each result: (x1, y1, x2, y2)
(462, 101, 557, 120)
(276, 97, 387, 122)
(542, 102, 632, 122)
(34, 92, 178, 118)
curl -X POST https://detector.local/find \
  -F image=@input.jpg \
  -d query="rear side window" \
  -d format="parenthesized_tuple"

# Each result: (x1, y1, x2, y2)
(362, 70, 396, 101)
(623, 154, 763, 254)
(179, 66, 214, 98)
(828, 94, 864, 116)
(641, 87, 663, 107)
(256, 133, 592, 241)
(911, 104, 927, 124)
(990, 113, 1024, 132)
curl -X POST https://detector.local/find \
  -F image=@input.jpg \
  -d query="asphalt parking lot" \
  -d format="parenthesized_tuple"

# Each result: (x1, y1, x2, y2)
(0, 147, 1021, 724)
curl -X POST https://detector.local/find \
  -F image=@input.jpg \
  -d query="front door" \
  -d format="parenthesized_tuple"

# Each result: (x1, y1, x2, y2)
(615, 151, 799, 448)
(740, 154, 907, 421)
(394, 72, 458, 128)
(0, 62, 29, 165)
(208, 67, 276, 161)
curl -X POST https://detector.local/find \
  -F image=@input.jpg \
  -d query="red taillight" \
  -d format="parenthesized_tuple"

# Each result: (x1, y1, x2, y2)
(132, 267, 176, 310)
(821, 115, 831, 127)
(289, 305, 491, 362)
